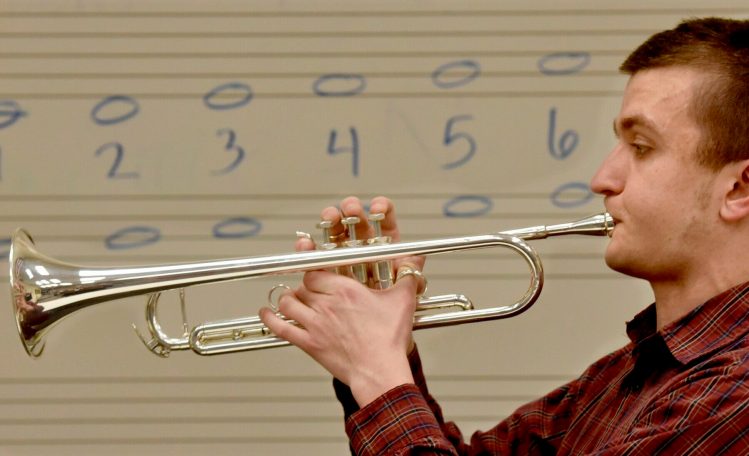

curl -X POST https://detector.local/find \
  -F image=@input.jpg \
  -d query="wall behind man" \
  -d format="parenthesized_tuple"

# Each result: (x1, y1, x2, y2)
(1, 1, 745, 454)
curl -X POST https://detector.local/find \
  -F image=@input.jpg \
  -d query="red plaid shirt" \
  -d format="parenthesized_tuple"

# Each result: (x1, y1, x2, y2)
(334, 281, 749, 455)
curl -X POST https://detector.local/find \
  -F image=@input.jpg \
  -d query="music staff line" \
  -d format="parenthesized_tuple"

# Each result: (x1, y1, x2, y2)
(4, 91, 625, 99)
(0, 373, 570, 434)
(0, 30, 660, 39)
(0, 50, 633, 59)
(1, 7, 748, 17)
(0, 437, 344, 446)
(0, 372, 575, 383)
(0, 71, 623, 79)
(0, 193, 598, 200)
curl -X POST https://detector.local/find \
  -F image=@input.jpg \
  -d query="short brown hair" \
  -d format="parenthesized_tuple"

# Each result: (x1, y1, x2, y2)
(620, 17, 749, 170)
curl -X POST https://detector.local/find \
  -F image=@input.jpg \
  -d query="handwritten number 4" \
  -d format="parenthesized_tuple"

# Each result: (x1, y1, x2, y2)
(327, 127, 359, 177)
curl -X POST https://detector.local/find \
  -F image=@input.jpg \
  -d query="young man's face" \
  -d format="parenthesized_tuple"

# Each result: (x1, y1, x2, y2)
(590, 66, 720, 283)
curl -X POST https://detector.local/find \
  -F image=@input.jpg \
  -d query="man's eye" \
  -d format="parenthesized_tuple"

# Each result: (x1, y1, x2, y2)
(632, 144, 651, 156)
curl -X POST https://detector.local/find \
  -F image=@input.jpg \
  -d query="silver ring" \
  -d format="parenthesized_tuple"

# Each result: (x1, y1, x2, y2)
(396, 266, 428, 297)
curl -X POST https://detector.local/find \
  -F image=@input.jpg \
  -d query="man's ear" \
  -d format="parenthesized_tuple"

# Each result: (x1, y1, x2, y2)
(720, 159, 749, 222)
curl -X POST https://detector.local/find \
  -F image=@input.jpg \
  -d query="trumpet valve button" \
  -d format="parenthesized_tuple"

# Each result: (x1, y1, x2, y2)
(368, 213, 386, 239)
(316, 220, 334, 243)
(341, 216, 361, 242)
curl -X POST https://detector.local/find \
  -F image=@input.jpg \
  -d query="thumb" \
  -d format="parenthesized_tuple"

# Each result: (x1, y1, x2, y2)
(393, 254, 425, 274)
(386, 265, 422, 355)
(392, 263, 427, 300)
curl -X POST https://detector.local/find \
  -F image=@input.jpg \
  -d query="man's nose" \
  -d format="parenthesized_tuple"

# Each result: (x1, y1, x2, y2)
(590, 145, 625, 196)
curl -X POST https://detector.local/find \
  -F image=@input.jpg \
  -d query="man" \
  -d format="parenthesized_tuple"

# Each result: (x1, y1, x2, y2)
(259, 17, 749, 454)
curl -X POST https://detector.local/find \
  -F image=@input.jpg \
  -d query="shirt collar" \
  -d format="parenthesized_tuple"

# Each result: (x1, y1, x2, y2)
(626, 280, 749, 365)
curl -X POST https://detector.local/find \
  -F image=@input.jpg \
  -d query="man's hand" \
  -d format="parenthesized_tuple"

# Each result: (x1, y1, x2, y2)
(259, 196, 425, 407)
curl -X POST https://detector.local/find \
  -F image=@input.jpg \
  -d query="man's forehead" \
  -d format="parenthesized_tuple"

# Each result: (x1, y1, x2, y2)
(622, 66, 706, 105)
(617, 67, 704, 132)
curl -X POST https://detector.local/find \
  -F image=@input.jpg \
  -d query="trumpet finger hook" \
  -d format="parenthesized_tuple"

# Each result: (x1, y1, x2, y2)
(267, 284, 292, 313)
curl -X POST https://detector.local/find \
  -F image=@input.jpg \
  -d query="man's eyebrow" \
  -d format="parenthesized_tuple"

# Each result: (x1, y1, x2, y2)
(613, 115, 659, 137)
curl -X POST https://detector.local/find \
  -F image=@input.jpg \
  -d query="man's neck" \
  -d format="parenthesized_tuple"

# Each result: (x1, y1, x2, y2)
(651, 269, 748, 330)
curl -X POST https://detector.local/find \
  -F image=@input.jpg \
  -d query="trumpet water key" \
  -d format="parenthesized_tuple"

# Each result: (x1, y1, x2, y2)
(9, 213, 613, 358)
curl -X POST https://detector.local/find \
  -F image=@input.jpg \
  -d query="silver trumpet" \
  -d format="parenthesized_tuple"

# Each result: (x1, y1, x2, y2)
(9, 213, 613, 358)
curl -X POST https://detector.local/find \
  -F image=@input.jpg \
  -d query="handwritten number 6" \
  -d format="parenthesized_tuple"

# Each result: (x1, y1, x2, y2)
(547, 108, 579, 160)
(214, 128, 246, 175)
(442, 115, 476, 170)
(95, 142, 140, 179)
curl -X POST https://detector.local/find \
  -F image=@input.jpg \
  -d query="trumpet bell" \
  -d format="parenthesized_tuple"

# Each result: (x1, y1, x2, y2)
(10, 228, 80, 357)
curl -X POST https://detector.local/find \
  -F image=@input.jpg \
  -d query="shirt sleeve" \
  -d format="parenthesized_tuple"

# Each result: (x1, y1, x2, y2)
(333, 345, 583, 456)
(332, 346, 458, 455)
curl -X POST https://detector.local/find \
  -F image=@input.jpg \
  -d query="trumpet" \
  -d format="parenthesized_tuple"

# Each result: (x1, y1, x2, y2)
(9, 213, 613, 358)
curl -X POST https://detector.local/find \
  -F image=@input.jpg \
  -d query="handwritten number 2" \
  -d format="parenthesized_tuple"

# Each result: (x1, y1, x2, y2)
(214, 128, 246, 175)
(95, 142, 140, 179)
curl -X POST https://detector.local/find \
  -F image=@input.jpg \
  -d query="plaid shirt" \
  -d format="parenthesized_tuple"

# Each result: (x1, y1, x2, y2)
(334, 281, 749, 455)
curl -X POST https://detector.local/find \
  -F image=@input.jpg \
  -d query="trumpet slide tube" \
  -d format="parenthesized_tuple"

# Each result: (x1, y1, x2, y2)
(9, 213, 613, 357)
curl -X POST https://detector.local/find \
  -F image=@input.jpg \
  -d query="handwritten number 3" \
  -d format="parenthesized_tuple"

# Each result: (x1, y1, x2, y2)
(214, 128, 246, 175)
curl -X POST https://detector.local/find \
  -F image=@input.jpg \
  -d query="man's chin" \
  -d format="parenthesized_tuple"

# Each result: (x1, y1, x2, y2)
(604, 249, 641, 278)
(604, 253, 651, 280)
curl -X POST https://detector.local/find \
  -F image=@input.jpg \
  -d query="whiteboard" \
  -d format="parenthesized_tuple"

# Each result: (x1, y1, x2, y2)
(1, 1, 747, 454)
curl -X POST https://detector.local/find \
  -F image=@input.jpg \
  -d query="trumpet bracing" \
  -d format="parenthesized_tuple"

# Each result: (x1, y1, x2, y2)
(9, 213, 613, 358)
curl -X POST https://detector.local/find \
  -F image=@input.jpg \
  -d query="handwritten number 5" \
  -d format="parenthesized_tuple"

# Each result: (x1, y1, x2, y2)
(443, 115, 476, 170)
(214, 128, 246, 175)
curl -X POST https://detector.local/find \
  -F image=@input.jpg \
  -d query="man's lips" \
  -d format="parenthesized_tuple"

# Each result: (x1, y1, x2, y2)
(603, 212, 621, 231)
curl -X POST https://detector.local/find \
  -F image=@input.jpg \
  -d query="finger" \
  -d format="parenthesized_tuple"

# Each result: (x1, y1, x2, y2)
(337, 196, 372, 242)
(276, 290, 318, 323)
(259, 306, 312, 348)
(366, 196, 426, 272)
(368, 196, 400, 241)
(320, 205, 342, 226)
(302, 270, 348, 296)
(293, 278, 339, 311)
(295, 236, 316, 252)
(318, 205, 345, 245)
